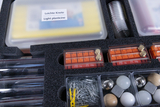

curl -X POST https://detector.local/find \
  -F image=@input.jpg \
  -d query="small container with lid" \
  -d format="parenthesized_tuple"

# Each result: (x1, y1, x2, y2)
(128, 0, 160, 36)
(6, 0, 107, 51)
(64, 48, 104, 69)
(108, 44, 151, 66)
(149, 43, 160, 62)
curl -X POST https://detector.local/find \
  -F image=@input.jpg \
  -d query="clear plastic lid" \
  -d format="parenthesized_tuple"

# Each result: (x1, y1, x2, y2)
(0, 0, 2, 11)
(128, 0, 160, 36)
(5, 0, 107, 49)
(64, 48, 104, 69)
(108, 44, 151, 66)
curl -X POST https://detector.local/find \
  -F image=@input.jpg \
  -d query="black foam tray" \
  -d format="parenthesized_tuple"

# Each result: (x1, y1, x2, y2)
(1, 0, 160, 107)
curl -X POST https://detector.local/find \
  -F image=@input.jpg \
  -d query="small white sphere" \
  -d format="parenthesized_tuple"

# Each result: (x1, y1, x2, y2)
(116, 75, 131, 89)
(120, 92, 135, 107)
(138, 90, 152, 106)
(153, 89, 160, 104)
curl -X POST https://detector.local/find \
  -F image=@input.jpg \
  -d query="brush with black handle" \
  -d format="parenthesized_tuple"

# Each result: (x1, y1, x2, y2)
(108, 1, 130, 38)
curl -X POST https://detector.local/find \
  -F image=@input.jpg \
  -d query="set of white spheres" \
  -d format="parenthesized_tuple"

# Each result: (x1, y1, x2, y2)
(120, 92, 135, 107)
(153, 89, 160, 104)
(116, 75, 131, 89)
(138, 90, 152, 106)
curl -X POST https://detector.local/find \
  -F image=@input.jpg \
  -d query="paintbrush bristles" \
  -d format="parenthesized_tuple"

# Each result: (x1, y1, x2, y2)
(108, 1, 128, 33)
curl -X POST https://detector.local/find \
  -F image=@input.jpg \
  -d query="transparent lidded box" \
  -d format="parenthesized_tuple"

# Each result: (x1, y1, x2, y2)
(64, 48, 104, 69)
(5, 0, 107, 49)
(128, 0, 160, 36)
(108, 44, 151, 66)
(150, 42, 160, 61)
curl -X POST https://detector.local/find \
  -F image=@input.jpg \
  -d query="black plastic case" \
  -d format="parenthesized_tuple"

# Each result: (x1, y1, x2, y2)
(1, 0, 160, 107)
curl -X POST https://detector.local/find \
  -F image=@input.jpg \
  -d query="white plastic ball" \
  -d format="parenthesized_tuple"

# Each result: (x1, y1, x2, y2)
(116, 75, 131, 89)
(120, 92, 135, 107)
(153, 89, 160, 104)
(138, 90, 152, 106)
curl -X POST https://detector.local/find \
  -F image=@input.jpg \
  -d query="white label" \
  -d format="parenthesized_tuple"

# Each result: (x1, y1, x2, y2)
(26, 3, 82, 31)
(42, 9, 67, 21)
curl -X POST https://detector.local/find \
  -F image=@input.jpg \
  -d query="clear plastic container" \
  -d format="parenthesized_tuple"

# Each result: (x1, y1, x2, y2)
(65, 70, 160, 107)
(128, 0, 160, 36)
(5, 0, 107, 49)
(101, 72, 139, 107)
(132, 70, 160, 106)
(108, 44, 151, 66)
(66, 75, 103, 107)
(150, 43, 160, 61)
(64, 48, 104, 69)
(66, 72, 140, 107)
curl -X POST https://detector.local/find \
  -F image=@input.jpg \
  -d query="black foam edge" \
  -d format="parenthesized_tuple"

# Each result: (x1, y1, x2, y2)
(44, 49, 65, 107)
(2, 47, 23, 58)
(0, 0, 12, 47)
(122, 0, 139, 38)
(0, 0, 24, 58)
(30, 45, 46, 57)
